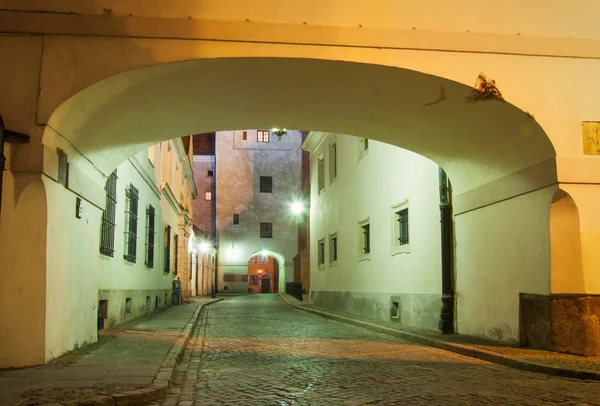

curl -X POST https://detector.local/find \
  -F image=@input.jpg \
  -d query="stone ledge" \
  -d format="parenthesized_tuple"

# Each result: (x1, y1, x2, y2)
(279, 294, 600, 382)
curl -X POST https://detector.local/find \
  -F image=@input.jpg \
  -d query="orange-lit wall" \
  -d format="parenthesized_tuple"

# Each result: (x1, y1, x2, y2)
(248, 256, 279, 294)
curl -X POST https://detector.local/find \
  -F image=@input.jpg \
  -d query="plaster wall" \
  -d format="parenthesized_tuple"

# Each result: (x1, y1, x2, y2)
(215, 130, 301, 292)
(193, 156, 216, 238)
(0, 153, 47, 367)
(307, 133, 442, 329)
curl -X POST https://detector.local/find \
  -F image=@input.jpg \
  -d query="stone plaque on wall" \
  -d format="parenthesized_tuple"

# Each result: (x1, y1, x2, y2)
(582, 121, 600, 155)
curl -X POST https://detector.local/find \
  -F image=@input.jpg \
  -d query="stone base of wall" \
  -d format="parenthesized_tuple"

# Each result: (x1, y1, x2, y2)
(98, 289, 172, 329)
(520, 293, 600, 356)
(311, 290, 441, 331)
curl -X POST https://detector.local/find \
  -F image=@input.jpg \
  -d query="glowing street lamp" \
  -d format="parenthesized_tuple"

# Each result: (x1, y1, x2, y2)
(261, 250, 269, 257)
(290, 201, 304, 215)
(199, 241, 210, 253)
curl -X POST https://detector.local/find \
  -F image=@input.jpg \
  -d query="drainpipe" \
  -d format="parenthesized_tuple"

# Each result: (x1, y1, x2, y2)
(438, 167, 455, 334)
(0, 115, 29, 218)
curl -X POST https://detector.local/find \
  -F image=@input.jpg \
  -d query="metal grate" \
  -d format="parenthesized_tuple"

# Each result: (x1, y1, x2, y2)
(331, 236, 337, 261)
(99, 170, 118, 256)
(362, 223, 370, 254)
(318, 240, 325, 265)
(164, 225, 171, 272)
(260, 222, 273, 238)
(397, 208, 409, 245)
(145, 205, 155, 267)
(259, 176, 272, 193)
(123, 184, 139, 263)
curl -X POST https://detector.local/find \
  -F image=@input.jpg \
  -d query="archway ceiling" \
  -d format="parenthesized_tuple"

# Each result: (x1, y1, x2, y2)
(47, 57, 555, 194)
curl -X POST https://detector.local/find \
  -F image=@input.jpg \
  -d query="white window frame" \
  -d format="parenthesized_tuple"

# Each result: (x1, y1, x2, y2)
(257, 129, 270, 143)
(391, 200, 410, 255)
(329, 232, 338, 266)
(317, 238, 326, 269)
(358, 217, 371, 262)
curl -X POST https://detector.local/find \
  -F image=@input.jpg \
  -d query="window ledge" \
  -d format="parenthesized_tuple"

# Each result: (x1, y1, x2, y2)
(318, 263, 325, 270)
(392, 244, 411, 256)
(358, 255, 371, 262)
(329, 176, 337, 186)
(358, 149, 369, 162)
(329, 261, 338, 267)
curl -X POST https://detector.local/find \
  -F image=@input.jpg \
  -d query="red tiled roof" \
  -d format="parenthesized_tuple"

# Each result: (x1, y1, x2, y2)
(193, 133, 215, 155)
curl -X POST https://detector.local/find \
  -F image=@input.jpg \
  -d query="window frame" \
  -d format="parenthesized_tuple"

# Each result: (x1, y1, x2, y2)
(257, 129, 270, 143)
(329, 233, 338, 266)
(233, 213, 240, 225)
(358, 137, 370, 161)
(123, 183, 139, 263)
(318, 238, 325, 268)
(259, 176, 273, 193)
(173, 233, 179, 275)
(260, 222, 273, 238)
(358, 218, 371, 261)
(391, 201, 411, 255)
(204, 191, 212, 200)
(100, 170, 118, 257)
(317, 152, 325, 194)
(329, 142, 337, 184)
(164, 224, 171, 273)
(145, 204, 156, 268)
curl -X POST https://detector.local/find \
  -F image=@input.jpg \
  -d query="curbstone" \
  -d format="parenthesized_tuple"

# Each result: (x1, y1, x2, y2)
(279, 294, 600, 382)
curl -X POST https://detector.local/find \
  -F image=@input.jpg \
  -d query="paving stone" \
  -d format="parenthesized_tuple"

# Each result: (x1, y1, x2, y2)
(162, 294, 600, 405)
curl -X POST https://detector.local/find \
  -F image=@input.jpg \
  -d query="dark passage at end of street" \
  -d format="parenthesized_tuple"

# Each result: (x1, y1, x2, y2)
(156, 295, 600, 406)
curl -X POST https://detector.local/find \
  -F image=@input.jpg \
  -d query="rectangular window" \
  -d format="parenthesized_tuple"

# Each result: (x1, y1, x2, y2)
(205, 191, 212, 200)
(164, 224, 171, 272)
(233, 214, 240, 224)
(329, 234, 338, 265)
(242, 131, 248, 140)
(318, 154, 325, 193)
(100, 170, 118, 256)
(145, 204, 155, 268)
(207, 170, 214, 176)
(362, 224, 370, 254)
(257, 130, 270, 143)
(359, 137, 370, 160)
(173, 234, 179, 275)
(260, 176, 273, 193)
(358, 218, 371, 260)
(124, 184, 139, 263)
(329, 143, 337, 183)
(318, 239, 325, 267)
(397, 208, 409, 245)
(250, 275, 258, 285)
(260, 222, 273, 238)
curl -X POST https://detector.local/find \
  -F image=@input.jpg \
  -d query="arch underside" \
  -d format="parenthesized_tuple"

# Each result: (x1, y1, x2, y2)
(46, 57, 556, 195)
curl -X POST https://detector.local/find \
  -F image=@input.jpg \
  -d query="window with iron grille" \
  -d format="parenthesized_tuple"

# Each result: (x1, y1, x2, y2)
(164, 225, 171, 272)
(318, 154, 325, 193)
(145, 205, 155, 267)
(358, 219, 370, 259)
(250, 275, 258, 285)
(397, 208, 409, 245)
(329, 143, 337, 183)
(362, 224, 370, 254)
(173, 234, 179, 275)
(260, 222, 273, 238)
(257, 130, 270, 143)
(100, 170, 118, 256)
(233, 214, 240, 224)
(329, 233, 338, 265)
(318, 239, 325, 267)
(123, 184, 139, 263)
(260, 176, 272, 193)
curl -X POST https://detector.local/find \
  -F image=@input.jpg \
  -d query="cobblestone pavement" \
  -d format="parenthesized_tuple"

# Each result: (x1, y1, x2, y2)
(157, 295, 600, 405)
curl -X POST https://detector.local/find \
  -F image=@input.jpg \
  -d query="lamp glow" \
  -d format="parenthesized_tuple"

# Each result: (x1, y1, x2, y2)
(291, 201, 304, 214)
(261, 250, 268, 257)
(199, 242, 210, 253)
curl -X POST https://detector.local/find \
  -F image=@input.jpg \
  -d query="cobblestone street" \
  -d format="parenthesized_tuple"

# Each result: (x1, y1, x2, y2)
(159, 295, 600, 405)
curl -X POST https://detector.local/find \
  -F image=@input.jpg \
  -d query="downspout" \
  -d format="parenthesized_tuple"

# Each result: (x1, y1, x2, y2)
(438, 167, 455, 334)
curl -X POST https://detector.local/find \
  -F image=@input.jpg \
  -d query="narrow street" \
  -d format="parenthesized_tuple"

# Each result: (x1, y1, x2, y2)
(158, 295, 600, 405)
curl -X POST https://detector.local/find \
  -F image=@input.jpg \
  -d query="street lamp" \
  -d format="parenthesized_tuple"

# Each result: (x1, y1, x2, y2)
(199, 241, 210, 253)
(290, 201, 304, 214)
(271, 128, 287, 140)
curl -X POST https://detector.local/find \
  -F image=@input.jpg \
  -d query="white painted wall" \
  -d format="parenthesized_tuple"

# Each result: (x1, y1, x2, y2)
(306, 132, 442, 297)
(215, 130, 302, 292)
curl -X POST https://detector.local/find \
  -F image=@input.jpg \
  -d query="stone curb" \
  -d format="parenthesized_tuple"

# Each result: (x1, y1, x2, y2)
(69, 299, 222, 406)
(279, 294, 600, 382)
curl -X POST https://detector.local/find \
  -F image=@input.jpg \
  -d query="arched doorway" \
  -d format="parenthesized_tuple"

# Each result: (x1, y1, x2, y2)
(247, 254, 279, 294)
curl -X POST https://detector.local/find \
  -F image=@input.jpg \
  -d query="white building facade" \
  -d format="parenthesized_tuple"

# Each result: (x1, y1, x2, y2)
(303, 132, 444, 331)
(215, 130, 303, 294)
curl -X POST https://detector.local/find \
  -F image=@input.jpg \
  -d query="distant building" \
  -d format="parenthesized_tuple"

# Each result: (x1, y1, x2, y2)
(215, 130, 303, 293)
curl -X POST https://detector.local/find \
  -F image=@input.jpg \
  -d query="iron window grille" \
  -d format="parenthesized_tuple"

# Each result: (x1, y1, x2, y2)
(174, 234, 179, 275)
(260, 176, 273, 193)
(318, 240, 325, 266)
(164, 225, 171, 272)
(123, 184, 139, 263)
(330, 236, 338, 262)
(396, 208, 409, 245)
(260, 222, 273, 238)
(329, 143, 337, 182)
(233, 214, 240, 224)
(318, 155, 325, 193)
(362, 223, 370, 254)
(99, 170, 118, 256)
(145, 204, 155, 267)
(257, 130, 270, 143)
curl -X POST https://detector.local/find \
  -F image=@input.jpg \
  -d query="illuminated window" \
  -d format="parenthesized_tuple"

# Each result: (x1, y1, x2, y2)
(257, 130, 270, 143)
(260, 222, 273, 238)
(260, 176, 272, 193)
(124, 184, 139, 263)
(145, 204, 155, 268)
(205, 191, 212, 200)
(100, 170, 118, 256)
